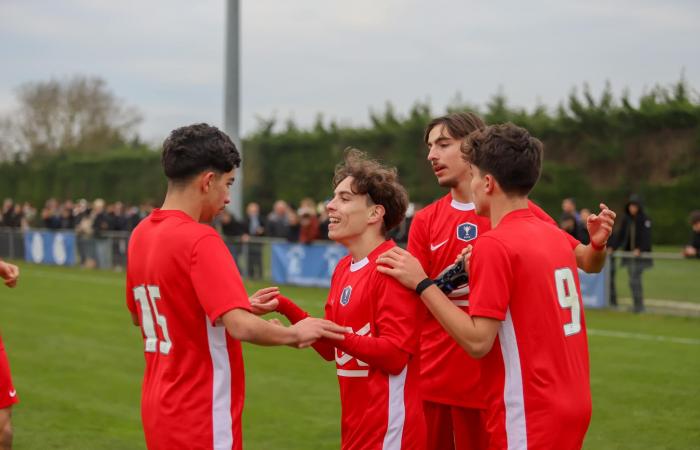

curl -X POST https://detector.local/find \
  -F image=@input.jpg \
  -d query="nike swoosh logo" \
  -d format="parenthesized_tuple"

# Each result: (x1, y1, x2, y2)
(430, 240, 449, 251)
(8, 389, 16, 398)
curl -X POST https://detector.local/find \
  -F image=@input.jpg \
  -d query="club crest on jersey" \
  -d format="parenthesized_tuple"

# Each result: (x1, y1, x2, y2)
(340, 285, 352, 306)
(456, 222, 478, 242)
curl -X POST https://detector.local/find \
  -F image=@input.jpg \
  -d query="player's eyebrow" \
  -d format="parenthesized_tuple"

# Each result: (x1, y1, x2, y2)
(334, 189, 355, 197)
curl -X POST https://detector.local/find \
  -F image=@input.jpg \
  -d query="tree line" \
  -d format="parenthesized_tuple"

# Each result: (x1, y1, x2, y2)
(0, 76, 698, 244)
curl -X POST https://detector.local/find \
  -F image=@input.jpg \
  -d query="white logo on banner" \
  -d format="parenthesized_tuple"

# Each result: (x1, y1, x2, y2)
(53, 233, 67, 265)
(286, 246, 306, 276)
(323, 246, 345, 277)
(31, 233, 44, 263)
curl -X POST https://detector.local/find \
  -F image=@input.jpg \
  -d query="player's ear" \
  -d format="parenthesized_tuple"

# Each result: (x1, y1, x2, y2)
(200, 171, 216, 193)
(484, 174, 495, 194)
(368, 204, 385, 225)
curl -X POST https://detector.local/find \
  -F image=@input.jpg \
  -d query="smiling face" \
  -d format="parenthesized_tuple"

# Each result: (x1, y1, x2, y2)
(426, 124, 470, 189)
(200, 169, 235, 223)
(326, 176, 379, 245)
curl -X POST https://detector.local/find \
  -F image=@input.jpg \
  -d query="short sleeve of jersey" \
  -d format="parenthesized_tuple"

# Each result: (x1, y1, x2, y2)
(528, 200, 581, 250)
(191, 234, 252, 324)
(374, 273, 422, 355)
(407, 212, 431, 272)
(126, 271, 136, 314)
(468, 236, 512, 321)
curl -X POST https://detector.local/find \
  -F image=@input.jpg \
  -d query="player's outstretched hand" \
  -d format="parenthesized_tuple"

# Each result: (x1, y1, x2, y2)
(0, 260, 19, 288)
(249, 286, 280, 315)
(292, 317, 346, 348)
(587, 203, 616, 249)
(375, 246, 427, 290)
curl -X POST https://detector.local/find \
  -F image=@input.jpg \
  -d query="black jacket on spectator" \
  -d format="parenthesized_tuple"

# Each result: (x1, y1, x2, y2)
(611, 196, 653, 268)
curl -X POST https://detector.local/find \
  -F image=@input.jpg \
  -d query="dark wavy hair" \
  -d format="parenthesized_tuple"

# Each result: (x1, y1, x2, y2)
(423, 112, 486, 144)
(161, 123, 241, 182)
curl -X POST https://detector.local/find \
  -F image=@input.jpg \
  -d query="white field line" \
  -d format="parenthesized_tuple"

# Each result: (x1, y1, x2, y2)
(588, 328, 700, 346)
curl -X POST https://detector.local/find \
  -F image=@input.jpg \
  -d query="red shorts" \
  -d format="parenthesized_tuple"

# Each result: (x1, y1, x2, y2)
(424, 401, 489, 450)
(0, 339, 18, 409)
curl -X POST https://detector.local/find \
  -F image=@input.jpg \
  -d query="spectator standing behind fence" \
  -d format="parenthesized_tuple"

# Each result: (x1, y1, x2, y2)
(682, 210, 700, 258)
(298, 198, 320, 244)
(242, 202, 265, 279)
(265, 200, 290, 238)
(610, 195, 652, 313)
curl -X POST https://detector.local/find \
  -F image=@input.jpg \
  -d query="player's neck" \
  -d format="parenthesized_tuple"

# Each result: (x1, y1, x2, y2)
(343, 231, 386, 263)
(161, 190, 202, 222)
(450, 181, 472, 204)
(489, 196, 529, 228)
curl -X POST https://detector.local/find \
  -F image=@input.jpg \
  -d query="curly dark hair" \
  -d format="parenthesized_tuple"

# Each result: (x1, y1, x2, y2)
(161, 123, 241, 182)
(332, 148, 408, 235)
(463, 123, 543, 196)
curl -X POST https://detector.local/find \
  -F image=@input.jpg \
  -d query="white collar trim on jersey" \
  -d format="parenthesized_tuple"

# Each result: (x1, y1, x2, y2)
(350, 257, 370, 272)
(450, 198, 476, 211)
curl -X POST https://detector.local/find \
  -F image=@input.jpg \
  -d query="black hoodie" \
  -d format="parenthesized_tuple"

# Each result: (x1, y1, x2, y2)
(611, 194, 652, 253)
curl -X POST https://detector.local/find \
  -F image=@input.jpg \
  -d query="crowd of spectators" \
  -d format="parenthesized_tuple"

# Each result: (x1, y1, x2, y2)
(1, 197, 154, 234)
(0, 196, 418, 245)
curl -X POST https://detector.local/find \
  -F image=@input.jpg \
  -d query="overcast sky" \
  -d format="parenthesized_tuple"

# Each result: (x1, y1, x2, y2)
(1, 0, 698, 144)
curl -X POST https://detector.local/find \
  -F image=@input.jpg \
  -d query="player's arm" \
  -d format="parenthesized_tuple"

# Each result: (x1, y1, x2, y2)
(529, 200, 615, 273)
(336, 334, 409, 375)
(333, 275, 418, 375)
(573, 203, 616, 273)
(275, 295, 337, 361)
(376, 247, 500, 358)
(0, 259, 19, 288)
(220, 307, 345, 348)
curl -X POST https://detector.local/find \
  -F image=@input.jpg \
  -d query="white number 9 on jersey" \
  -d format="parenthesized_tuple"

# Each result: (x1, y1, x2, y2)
(554, 268, 582, 336)
(133, 285, 173, 355)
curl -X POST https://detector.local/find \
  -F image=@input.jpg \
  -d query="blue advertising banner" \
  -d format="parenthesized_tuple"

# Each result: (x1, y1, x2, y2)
(271, 242, 347, 287)
(578, 266, 608, 309)
(24, 231, 77, 266)
(272, 242, 609, 308)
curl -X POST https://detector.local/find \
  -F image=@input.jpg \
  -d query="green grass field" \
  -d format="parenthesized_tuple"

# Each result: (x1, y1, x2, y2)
(0, 262, 698, 449)
(611, 247, 700, 304)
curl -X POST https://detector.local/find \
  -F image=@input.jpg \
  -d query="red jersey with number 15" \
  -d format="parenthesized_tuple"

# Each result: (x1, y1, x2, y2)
(126, 209, 252, 450)
(469, 209, 591, 450)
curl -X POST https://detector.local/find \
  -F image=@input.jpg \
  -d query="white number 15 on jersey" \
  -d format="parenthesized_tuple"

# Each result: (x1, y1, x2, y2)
(133, 285, 173, 355)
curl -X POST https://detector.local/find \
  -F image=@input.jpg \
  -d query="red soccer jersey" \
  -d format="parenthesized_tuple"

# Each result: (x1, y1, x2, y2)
(469, 209, 592, 450)
(0, 334, 18, 409)
(325, 240, 426, 450)
(408, 194, 492, 408)
(126, 209, 252, 450)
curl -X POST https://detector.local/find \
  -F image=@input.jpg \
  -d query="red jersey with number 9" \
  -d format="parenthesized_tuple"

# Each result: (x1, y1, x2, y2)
(468, 209, 592, 450)
(126, 209, 252, 450)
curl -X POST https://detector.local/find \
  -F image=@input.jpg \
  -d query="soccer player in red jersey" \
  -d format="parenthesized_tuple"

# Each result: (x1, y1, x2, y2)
(410, 112, 492, 450)
(125, 124, 346, 450)
(378, 123, 616, 449)
(409, 112, 614, 450)
(268, 149, 427, 450)
(0, 259, 19, 450)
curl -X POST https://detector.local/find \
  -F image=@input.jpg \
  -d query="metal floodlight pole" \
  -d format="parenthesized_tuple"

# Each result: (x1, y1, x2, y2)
(224, 0, 242, 218)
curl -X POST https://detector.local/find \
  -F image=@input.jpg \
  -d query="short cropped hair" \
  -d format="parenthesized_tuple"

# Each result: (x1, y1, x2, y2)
(423, 112, 486, 144)
(332, 148, 408, 235)
(162, 123, 241, 182)
(463, 123, 544, 196)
